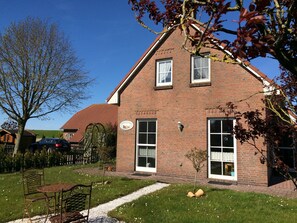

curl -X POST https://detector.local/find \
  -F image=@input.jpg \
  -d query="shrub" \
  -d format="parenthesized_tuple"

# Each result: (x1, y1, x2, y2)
(4, 155, 14, 172)
(185, 147, 207, 191)
(48, 151, 63, 167)
(24, 150, 34, 169)
(13, 153, 24, 171)
(105, 123, 117, 159)
(0, 146, 97, 173)
(98, 146, 115, 162)
(39, 149, 48, 168)
(0, 145, 5, 172)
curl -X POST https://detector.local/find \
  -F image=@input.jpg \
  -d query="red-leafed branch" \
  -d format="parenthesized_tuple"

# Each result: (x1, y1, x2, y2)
(129, 0, 297, 76)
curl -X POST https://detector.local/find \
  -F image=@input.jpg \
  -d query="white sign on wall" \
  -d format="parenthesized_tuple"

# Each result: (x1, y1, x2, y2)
(120, 120, 134, 131)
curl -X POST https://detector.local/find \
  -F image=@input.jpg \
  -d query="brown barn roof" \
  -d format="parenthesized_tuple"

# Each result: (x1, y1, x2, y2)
(61, 104, 118, 143)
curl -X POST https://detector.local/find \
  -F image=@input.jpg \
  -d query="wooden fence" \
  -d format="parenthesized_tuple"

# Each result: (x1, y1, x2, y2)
(63, 150, 99, 165)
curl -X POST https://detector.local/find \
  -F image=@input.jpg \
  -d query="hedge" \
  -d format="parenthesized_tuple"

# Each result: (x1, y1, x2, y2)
(0, 145, 89, 173)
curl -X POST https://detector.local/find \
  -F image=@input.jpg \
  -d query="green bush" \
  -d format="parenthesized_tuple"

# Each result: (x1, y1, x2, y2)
(13, 153, 24, 171)
(32, 150, 40, 167)
(96, 123, 117, 162)
(24, 151, 33, 169)
(4, 155, 14, 172)
(0, 145, 25, 172)
(39, 149, 48, 167)
(98, 146, 115, 162)
(0, 145, 5, 172)
(60, 153, 67, 165)
(105, 123, 117, 159)
(0, 146, 98, 173)
(48, 151, 59, 167)
(0, 148, 64, 173)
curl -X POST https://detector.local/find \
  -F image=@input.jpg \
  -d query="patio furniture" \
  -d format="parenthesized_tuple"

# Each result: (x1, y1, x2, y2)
(22, 168, 55, 222)
(49, 183, 92, 223)
(37, 183, 75, 214)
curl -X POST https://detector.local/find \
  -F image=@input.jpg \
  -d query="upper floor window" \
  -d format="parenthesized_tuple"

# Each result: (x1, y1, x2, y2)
(65, 133, 74, 140)
(191, 56, 210, 83)
(156, 59, 172, 87)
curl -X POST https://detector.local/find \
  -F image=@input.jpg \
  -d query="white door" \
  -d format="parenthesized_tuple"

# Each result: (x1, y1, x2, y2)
(136, 119, 157, 172)
(208, 118, 237, 180)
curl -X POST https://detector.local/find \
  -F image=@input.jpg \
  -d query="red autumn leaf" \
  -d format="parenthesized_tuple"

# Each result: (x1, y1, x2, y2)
(247, 15, 266, 25)
(240, 8, 249, 22)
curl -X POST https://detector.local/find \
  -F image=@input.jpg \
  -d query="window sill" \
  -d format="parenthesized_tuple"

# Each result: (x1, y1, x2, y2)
(190, 82, 211, 88)
(154, 85, 173, 90)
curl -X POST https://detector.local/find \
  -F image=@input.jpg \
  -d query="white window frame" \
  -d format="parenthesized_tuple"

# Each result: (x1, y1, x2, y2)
(156, 59, 173, 87)
(136, 119, 157, 173)
(208, 118, 237, 181)
(191, 56, 210, 83)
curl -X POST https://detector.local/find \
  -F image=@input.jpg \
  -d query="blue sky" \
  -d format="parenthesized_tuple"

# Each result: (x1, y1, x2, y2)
(0, 0, 157, 130)
(0, 0, 280, 130)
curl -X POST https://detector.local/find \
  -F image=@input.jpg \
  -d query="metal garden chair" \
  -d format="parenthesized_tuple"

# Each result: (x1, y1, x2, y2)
(49, 183, 92, 223)
(22, 168, 54, 222)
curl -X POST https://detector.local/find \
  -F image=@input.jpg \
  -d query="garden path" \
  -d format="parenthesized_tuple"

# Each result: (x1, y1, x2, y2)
(8, 182, 169, 223)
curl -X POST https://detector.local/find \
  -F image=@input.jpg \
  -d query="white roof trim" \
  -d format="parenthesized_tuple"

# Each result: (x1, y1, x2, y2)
(107, 32, 169, 104)
(191, 24, 274, 94)
(108, 25, 273, 104)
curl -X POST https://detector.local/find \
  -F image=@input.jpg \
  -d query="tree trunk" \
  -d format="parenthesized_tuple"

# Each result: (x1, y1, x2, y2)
(193, 171, 198, 192)
(13, 121, 27, 156)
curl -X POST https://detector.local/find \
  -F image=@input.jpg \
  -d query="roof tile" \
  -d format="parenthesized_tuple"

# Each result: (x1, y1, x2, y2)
(61, 104, 118, 143)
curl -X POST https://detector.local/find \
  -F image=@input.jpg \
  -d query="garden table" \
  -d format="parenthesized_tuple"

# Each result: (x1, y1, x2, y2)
(37, 183, 75, 216)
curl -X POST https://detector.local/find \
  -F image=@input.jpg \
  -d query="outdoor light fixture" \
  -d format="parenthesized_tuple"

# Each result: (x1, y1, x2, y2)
(178, 121, 184, 132)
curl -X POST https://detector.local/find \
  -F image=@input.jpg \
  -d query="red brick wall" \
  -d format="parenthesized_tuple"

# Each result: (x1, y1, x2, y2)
(116, 30, 268, 186)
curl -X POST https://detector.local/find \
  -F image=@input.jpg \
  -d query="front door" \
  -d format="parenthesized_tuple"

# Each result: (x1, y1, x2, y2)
(136, 119, 157, 172)
(208, 118, 237, 180)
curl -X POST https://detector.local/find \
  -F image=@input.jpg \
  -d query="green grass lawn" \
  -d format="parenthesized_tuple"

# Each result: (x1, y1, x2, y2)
(109, 184, 297, 223)
(3, 165, 297, 223)
(0, 164, 155, 222)
(30, 129, 63, 138)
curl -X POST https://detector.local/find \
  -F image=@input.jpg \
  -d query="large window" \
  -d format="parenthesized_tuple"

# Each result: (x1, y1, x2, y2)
(156, 59, 172, 86)
(208, 119, 237, 180)
(191, 56, 210, 83)
(136, 119, 157, 172)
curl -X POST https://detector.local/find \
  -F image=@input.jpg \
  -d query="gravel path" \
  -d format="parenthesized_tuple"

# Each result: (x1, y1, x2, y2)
(8, 182, 169, 223)
(88, 182, 169, 222)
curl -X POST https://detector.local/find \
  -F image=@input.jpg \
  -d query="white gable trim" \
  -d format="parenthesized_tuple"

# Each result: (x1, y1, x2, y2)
(191, 24, 274, 94)
(107, 32, 170, 104)
(108, 25, 273, 104)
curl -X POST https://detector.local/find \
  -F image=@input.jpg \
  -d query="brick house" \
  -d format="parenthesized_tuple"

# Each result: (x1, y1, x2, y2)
(107, 26, 275, 186)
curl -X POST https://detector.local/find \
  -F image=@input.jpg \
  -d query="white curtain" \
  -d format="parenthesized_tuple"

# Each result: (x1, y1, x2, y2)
(194, 57, 200, 79)
(194, 57, 208, 80)
(159, 61, 171, 83)
(201, 57, 209, 79)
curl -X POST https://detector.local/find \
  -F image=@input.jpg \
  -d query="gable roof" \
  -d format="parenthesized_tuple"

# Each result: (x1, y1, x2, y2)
(107, 30, 171, 104)
(107, 25, 274, 105)
(61, 104, 118, 143)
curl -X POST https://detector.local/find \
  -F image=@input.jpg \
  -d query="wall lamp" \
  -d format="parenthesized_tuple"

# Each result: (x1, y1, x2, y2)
(178, 121, 184, 132)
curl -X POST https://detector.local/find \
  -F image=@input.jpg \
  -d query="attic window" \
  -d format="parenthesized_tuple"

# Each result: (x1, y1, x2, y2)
(191, 55, 210, 84)
(156, 59, 172, 87)
(65, 133, 74, 140)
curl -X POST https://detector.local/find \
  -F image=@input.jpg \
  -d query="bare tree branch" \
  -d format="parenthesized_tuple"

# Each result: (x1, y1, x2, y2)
(0, 17, 92, 154)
